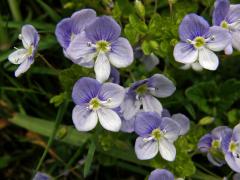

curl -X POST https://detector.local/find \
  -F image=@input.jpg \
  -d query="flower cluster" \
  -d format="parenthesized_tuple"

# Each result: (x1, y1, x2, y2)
(174, 0, 240, 71)
(198, 123, 240, 173)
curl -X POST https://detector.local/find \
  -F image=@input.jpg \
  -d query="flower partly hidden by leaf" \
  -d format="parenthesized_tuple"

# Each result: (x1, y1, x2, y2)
(134, 112, 180, 161)
(221, 123, 240, 173)
(8, 25, 39, 77)
(120, 74, 176, 120)
(55, 9, 97, 67)
(198, 126, 232, 166)
(72, 77, 125, 132)
(32, 172, 52, 180)
(213, 0, 240, 54)
(148, 169, 174, 180)
(174, 13, 231, 71)
(66, 16, 134, 82)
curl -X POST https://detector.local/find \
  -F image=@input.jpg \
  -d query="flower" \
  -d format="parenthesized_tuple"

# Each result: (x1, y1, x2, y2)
(148, 169, 174, 180)
(221, 123, 240, 172)
(213, 0, 240, 54)
(72, 77, 125, 132)
(180, 62, 203, 72)
(8, 25, 39, 77)
(198, 126, 231, 166)
(66, 16, 134, 82)
(120, 74, 175, 120)
(174, 13, 231, 70)
(55, 9, 96, 67)
(109, 66, 120, 84)
(33, 172, 51, 180)
(134, 112, 180, 161)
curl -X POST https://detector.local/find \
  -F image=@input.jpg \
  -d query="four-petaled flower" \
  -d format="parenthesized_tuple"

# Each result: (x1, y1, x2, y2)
(72, 77, 125, 132)
(66, 16, 134, 82)
(174, 13, 231, 70)
(134, 112, 180, 161)
(148, 169, 174, 180)
(213, 0, 240, 54)
(8, 25, 39, 77)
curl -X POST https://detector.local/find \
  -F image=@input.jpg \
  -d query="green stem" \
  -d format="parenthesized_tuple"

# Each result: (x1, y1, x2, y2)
(154, 0, 158, 13)
(37, 53, 57, 71)
(7, 0, 22, 21)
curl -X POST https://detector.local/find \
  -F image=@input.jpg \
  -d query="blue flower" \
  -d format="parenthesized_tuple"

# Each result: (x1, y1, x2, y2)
(55, 9, 97, 67)
(8, 25, 39, 77)
(72, 77, 125, 132)
(33, 172, 51, 180)
(66, 16, 134, 82)
(134, 112, 180, 161)
(174, 13, 231, 70)
(198, 126, 231, 166)
(120, 74, 175, 120)
(213, 0, 240, 54)
(148, 169, 174, 180)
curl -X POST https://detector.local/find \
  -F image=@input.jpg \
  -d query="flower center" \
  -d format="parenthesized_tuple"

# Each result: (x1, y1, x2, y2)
(135, 84, 148, 95)
(89, 98, 101, 110)
(151, 128, 162, 140)
(193, 36, 205, 48)
(27, 45, 34, 56)
(221, 20, 229, 29)
(211, 140, 220, 149)
(229, 141, 237, 152)
(96, 40, 111, 53)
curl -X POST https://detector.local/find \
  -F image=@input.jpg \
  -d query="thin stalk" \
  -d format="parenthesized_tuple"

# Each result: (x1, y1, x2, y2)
(7, 0, 22, 21)
(37, 53, 57, 71)
(154, 0, 158, 13)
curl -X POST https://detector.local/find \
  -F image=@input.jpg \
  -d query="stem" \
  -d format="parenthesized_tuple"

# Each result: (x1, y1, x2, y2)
(195, 163, 221, 178)
(37, 53, 57, 71)
(154, 0, 158, 13)
(7, 0, 22, 21)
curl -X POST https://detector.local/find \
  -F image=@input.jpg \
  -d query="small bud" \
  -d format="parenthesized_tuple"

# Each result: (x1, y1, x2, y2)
(134, 0, 145, 19)
(198, 116, 215, 126)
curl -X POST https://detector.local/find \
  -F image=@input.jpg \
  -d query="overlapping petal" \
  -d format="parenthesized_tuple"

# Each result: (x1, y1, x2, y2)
(21, 24, 39, 48)
(160, 117, 180, 142)
(149, 169, 174, 180)
(171, 113, 190, 135)
(198, 47, 219, 70)
(213, 0, 229, 25)
(8, 49, 28, 64)
(94, 53, 111, 82)
(225, 152, 240, 173)
(142, 95, 163, 115)
(198, 134, 212, 153)
(159, 138, 176, 161)
(15, 59, 34, 77)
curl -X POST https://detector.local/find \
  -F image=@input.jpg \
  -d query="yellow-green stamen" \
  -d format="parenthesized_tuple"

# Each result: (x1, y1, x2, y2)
(194, 36, 205, 48)
(221, 20, 229, 29)
(89, 98, 101, 110)
(135, 84, 148, 95)
(96, 40, 111, 53)
(211, 140, 220, 149)
(151, 129, 162, 140)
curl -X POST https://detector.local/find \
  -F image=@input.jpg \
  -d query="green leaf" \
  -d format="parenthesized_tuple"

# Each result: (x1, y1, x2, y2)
(129, 14, 148, 33)
(0, 155, 12, 169)
(84, 141, 96, 177)
(124, 24, 139, 45)
(227, 109, 240, 125)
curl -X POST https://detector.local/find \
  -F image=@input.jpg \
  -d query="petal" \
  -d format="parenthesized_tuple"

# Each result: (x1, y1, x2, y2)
(108, 37, 134, 68)
(149, 169, 174, 180)
(33, 172, 51, 180)
(134, 112, 161, 136)
(85, 16, 121, 42)
(224, 44, 233, 55)
(161, 109, 171, 118)
(221, 130, 233, 154)
(173, 42, 198, 64)
(225, 152, 240, 173)
(21, 24, 39, 48)
(134, 137, 158, 160)
(206, 26, 231, 51)
(97, 108, 121, 132)
(142, 95, 163, 115)
(226, 5, 240, 24)
(160, 117, 180, 142)
(15, 59, 34, 77)
(72, 105, 98, 131)
(98, 82, 125, 108)
(191, 62, 204, 71)
(211, 126, 232, 140)
(159, 138, 176, 161)
(120, 116, 135, 133)
(179, 13, 209, 41)
(55, 18, 72, 49)
(207, 153, 225, 167)
(94, 53, 111, 83)
(198, 47, 219, 70)
(148, 74, 176, 98)
(212, 0, 229, 26)
(72, 77, 101, 105)
(232, 32, 240, 51)
(233, 123, 240, 142)
(171, 113, 190, 135)
(109, 66, 120, 84)
(140, 53, 159, 71)
(66, 32, 96, 61)
(8, 49, 28, 64)
(198, 134, 212, 153)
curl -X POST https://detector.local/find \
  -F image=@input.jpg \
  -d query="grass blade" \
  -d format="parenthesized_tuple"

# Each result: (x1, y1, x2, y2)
(83, 141, 96, 178)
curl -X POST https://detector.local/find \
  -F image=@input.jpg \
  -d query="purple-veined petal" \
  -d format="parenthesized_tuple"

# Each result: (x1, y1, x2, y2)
(72, 105, 98, 131)
(171, 113, 190, 135)
(224, 44, 233, 55)
(211, 126, 232, 140)
(85, 16, 121, 42)
(66, 32, 96, 61)
(134, 112, 161, 136)
(97, 108, 121, 132)
(15, 59, 34, 77)
(198, 47, 219, 70)
(198, 134, 212, 153)
(98, 82, 125, 108)
(134, 137, 158, 160)
(55, 18, 72, 49)
(207, 153, 225, 167)
(226, 5, 240, 24)
(71, 9, 96, 34)
(94, 53, 111, 83)
(160, 117, 180, 142)
(72, 77, 101, 105)
(159, 138, 176, 161)
(149, 169, 174, 180)
(148, 74, 176, 98)
(21, 24, 39, 49)
(108, 37, 133, 68)
(142, 95, 163, 115)
(233, 123, 240, 142)
(205, 26, 231, 51)
(221, 130, 233, 154)
(212, 0, 229, 26)
(225, 152, 240, 173)
(8, 49, 28, 64)
(173, 42, 198, 64)
(179, 13, 210, 41)
(232, 31, 240, 51)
